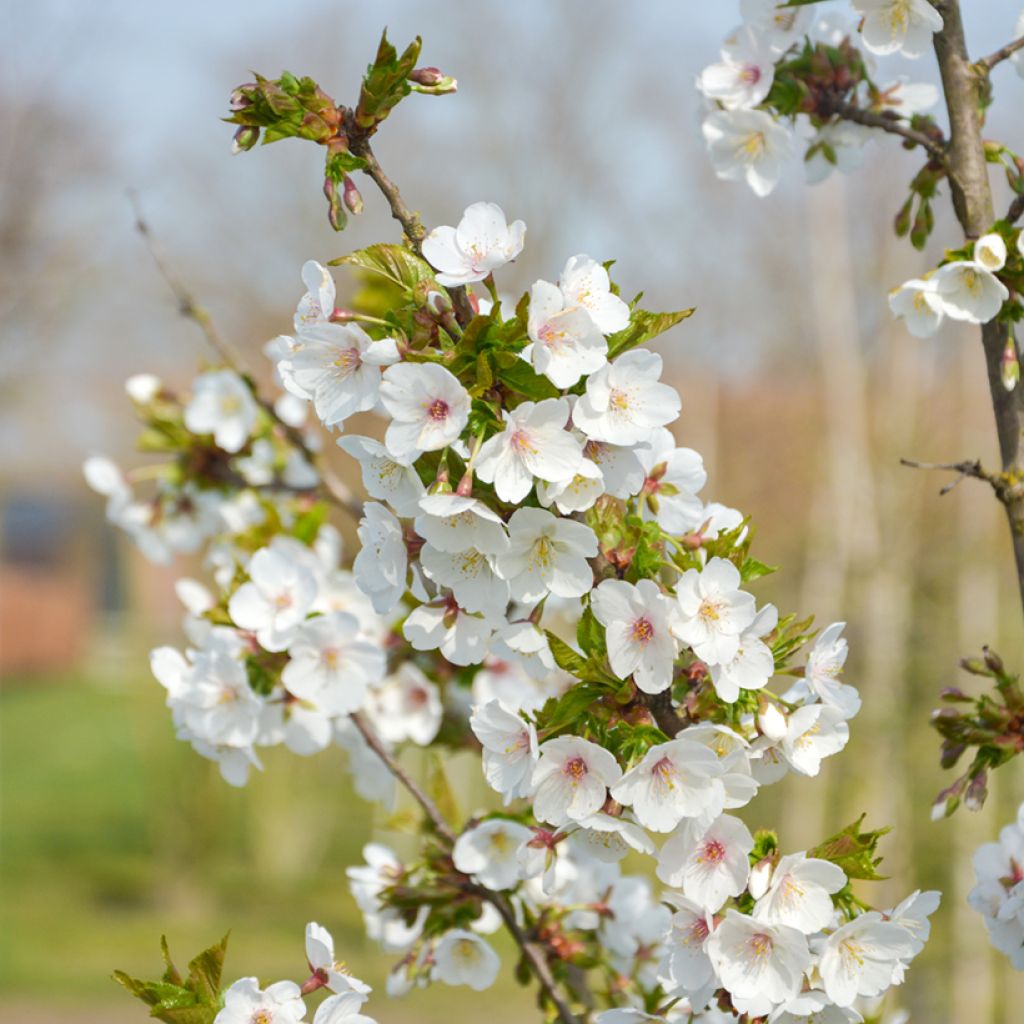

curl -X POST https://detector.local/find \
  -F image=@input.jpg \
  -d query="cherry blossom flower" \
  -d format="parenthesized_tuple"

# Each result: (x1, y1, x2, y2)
(800, 622, 861, 718)
(660, 893, 717, 1004)
(532, 735, 623, 826)
(285, 323, 399, 428)
(886, 888, 941, 958)
(470, 699, 539, 803)
(535, 457, 605, 514)
(580, 436, 646, 499)
(657, 813, 754, 910)
(611, 737, 724, 832)
(673, 557, 757, 665)
(780, 703, 850, 776)
(558, 254, 630, 334)
(752, 852, 847, 934)
(702, 109, 793, 197)
(572, 350, 681, 445)
(889, 278, 944, 338)
(228, 544, 318, 651)
(471, 655, 562, 714)
(567, 812, 657, 862)
(352, 502, 408, 614)
(366, 664, 442, 746)
(336, 435, 425, 517)
(282, 612, 385, 716)
(347, 844, 423, 952)
(698, 26, 776, 110)
(636, 428, 706, 534)
(422, 202, 526, 286)
(402, 596, 495, 666)
(818, 912, 915, 1006)
(432, 930, 501, 990)
(379, 363, 471, 459)
(259, 699, 333, 756)
(851, 0, 943, 59)
(969, 803, 1024, 967)
(453, 818, 533, 889)
(304, 922, 372, 997)
(125, 373, 162, 403)
(974, 232, 1008, 273)
(706, 911, 812, 1015)
(931, 260, 1009, 324)
(740, 0, 813, 53)
(419, 543, 508, 617)
(804, 122, 872, 185)
(414, 493, 509, 554)
(708, 603, 778, 703)
(295, 259, 336, 329)
(312, 993, 377, 1024)
(495, 507, 598, 603)
(184, 369, 259, 453)
(591, 578, 680, 694)
(214, 980, 305, 1024)
(475, 398, 585, 502)
(180, 651, 264, 747)
(525, 279, 607, 387)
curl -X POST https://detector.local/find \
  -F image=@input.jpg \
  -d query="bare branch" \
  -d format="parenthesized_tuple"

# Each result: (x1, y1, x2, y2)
(130, 193, 363, 520)
(976, 36, 1024, 74)
(1008, 192, 1024, 226)
(350, 712, 580, 1024)
(900, 456, 991, 495)
(822, 99, 948, 166)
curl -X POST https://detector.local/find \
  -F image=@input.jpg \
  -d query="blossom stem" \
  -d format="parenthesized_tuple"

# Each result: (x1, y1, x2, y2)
(975, 35, 1024, 74)
(819, 99, 948, 166)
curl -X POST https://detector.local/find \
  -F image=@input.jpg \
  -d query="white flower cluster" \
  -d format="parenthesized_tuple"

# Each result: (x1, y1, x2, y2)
(890, 230, 1019, 336)
(215, 922, 376, 1024)
(969, 800, 1024, 969)
(697, 2, 941, 196)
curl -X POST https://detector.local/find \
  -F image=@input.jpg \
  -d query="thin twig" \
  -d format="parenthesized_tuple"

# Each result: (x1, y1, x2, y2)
(823, 100, 948, 166)
(900, 456, 997, 496)
(976, 36, 1024, 74)
(130, 192, 362, 520)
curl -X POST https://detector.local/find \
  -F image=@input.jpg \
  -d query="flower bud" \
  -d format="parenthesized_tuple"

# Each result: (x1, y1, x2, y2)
(232, 125, 259, 154)
(748, 857, 774, 900)
(323, 177, 347, 232)
(964, 768, 989, 811)
(757, 702, 787, 741)
(342, 175, 364, 215)
(125, 373, 162, 403)
(229, 83, 256, 110)
(409, 67, 458, 94)
(1000, 338, 1019, 393)
(939, 739, 966, 769)
(975, 232, 1007, 272)
(983, 646, 1005, 676)
(428, 290, 454, 317)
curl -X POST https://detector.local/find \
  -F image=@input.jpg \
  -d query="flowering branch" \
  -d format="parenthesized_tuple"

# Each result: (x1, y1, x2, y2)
(976, 34, 1024, 74)
(821, 98, 948, 165)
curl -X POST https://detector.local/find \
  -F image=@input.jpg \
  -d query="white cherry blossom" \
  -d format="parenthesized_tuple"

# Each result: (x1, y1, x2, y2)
(702, 109, 793, 197)
(313, 993, 377, 1024)
(184, 369, 259, 453)
(532, 735, 623, 826)
(572, 349, 681, 445)
(591, 578, 680, 694)
(181, 651, 263, 748)
(536, 457, 605, 514)
(657, 813, 754, 910)
(295, 259, 336, 329)
(673, 557, 757, 665)
(636, 428, 706, 534)
(699, 26, 775, 111)
(889, 278, 944, 338)
(975, 232, 1008, 273)
(352, 502, 408, 614)
(709, 603, 778, 703)
(800, 622, 861, 718)
(414, 493, 509, 554)
(525, 279, 607, 387)
(304, 922, 372, 997)
(422, 202, 526, 287)
(453, 818, 533, 889)
(567, 812, 657, 862)
(469, 699, 539, 803)
(818, 912, 915, 1006)
(780, 703, 850, 776)
(432, 930, 501, 990)
(228, 544, 317, 651)
(752, 852, 847, 934)
(932, 260, 1009, 324)
(475, 398, 585, 502)
(661, 893, 716, 1002)
(740, 0, 813, 53)
(402, 596, 495, 666)
(379, 363, 471, 459)
(419, 543, 509, 617)
(336, 435, 426, 517)
(366, 663, 442, 746)
(214, 978, 305, 1024)
(558, 254, 630, 334)
(581, 436, 646, 499)
(852, 0, 943, 59)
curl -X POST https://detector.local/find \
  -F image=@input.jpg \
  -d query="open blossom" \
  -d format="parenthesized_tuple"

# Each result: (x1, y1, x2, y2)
(657, 813, 754, 909)
(801, 622, 861, 718)
(969, 803, 1024, 967)
(180, 651, 263, 747)
(889, 278, 944, 338)
(414, 493, 509, 554)
(535, 456, 605, 514)
(282, 612, 385, 716)
(402, 597, 495, 666)
(780, 703, 850, 776)
(707, 911, 811, 1014)
(475, 398, 584, 502)
(525, 279, 607, 387)
(228, 544, 317, 651)
(572, 349, 681, 445)
(818, 912, 915, 1006)
(698, 25, 775, 110)
(673, 557, 757, 665)
(702, 108, 792, 197)
(636, 428, 706, 534)
(495, 507, 598, 603)
(581, 437, 646, 499)
(214, 978, 305, 1024)
(419, 543, 509, 617)
(453, 818, 533, 889)
(379, 363, 470, 459)
(568, 812, 657, 862)
(422, 202, 525, 286)
(708, 603, 777, 703)
(532, 735, 623, 826)
(558, 254, 630, 333)
(611, 737, 724, 832)
(304, 922, 372, 998)
(285, 323, 399, 428)
(469, 699, 539, 803)
(852, 0, 943, 59)
(740, 0, 813, 53)
(886, 889, 941, 958)
(312, 994, 377, 1024)
(184, 369, 259, 453)
(347, 843, 422, 952)
(931, 260, 1009, 324)
(804, 121, 872, 185)
(352, 502, 408, 614)
(366, 664, 442, 746)
(661, 893, 716, 1001)
(432, 930, 501, 990)
(752, 853, 847, 934)
(336, 435, 425, 517)
(591, 578, 680, 694)
(295, 259, 336, 329)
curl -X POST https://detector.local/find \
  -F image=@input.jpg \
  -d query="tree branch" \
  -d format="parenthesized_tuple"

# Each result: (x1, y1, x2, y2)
(976, 36, 1024, 74)
(350, 712, 580, 1024)
(821, 99, 948, 166)
(130, 193, 363, 521)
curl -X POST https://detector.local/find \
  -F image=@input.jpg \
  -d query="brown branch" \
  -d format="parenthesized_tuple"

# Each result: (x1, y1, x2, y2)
(901, 456, 1024, 504)
(822, 99, 948, 165)
(976, 36, 1024, 74)
(130, 193, 362, 521)
(641, 689, 688, 737)
(932, 1, 1024, 617)
(350, 712, 580, 1024)
(1008, 192, 1024, 226)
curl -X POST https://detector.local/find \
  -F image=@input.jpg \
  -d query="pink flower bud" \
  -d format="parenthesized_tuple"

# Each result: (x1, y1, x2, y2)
(343, 175, 364, 215)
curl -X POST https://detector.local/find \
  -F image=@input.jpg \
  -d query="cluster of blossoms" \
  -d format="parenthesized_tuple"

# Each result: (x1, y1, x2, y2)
(92, 192, 940, 1020)
(969, 801, 1024, 970)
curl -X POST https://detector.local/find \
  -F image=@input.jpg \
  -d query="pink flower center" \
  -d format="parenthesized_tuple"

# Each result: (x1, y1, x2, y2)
(697, 838, 726, 864)
(428, 399, 450, 421)
(563, 756, 588, 781)
(631, 616, 655, 644)
(511, 429, 538, 455)
(740, 64, 761, 85)
(748, 932, 774, 959)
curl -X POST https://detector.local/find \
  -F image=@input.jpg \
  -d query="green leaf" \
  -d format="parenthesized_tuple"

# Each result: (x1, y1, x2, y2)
(577, 607, 607, 659)
(740, 557, 777, 582)
(332, 243, 437, 293)
(427, 754, 460, 830)
(537, 681, 608, 735)
(607, 307, 695, 358)
(186, 933, 229, 1005)
(161, 936, 183, 987)
(497, 360, 560, 402)
(545, 631, 587, 676)
(807, 815, 891, 881)
(355, 31, 422, 131)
